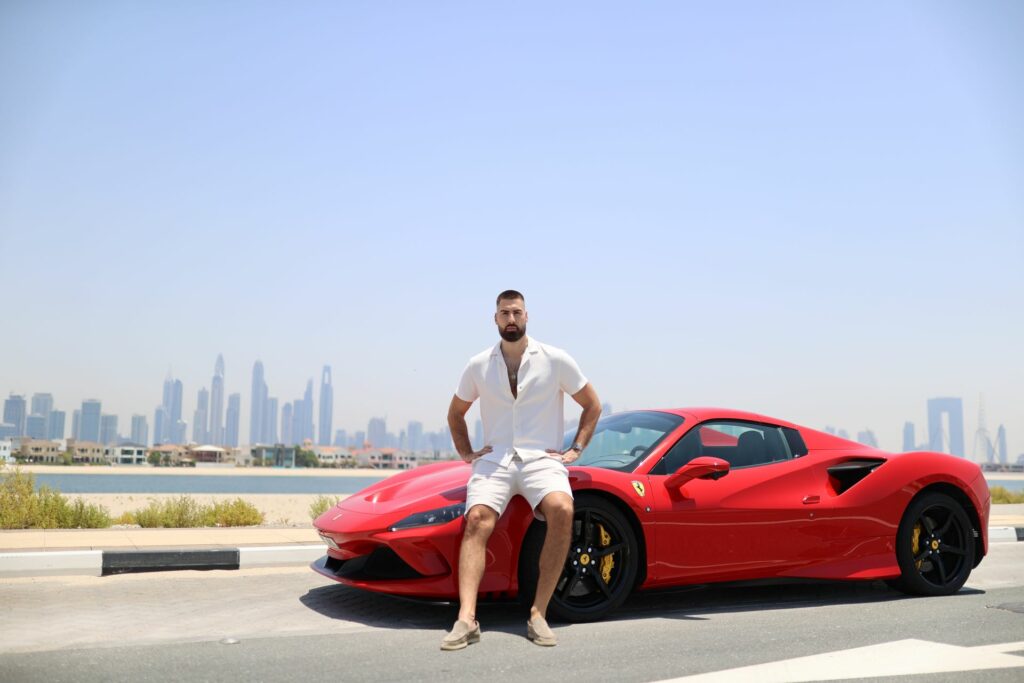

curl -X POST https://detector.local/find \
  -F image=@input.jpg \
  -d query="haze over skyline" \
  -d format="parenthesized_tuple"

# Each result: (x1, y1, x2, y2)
(2, 2, 1022, 456)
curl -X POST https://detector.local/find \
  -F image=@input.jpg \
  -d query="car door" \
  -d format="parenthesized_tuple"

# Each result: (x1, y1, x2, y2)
(646, 420, 829, 585)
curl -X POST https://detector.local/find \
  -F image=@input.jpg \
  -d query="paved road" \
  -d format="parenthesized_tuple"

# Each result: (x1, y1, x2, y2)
(1, 544, 1023, 682)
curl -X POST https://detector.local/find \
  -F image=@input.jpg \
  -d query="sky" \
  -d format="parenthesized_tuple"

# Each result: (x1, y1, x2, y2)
(1, 1, 1022, 457)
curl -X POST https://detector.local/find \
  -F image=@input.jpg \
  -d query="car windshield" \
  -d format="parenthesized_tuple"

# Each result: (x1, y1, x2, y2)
(563, 411, 684, 472)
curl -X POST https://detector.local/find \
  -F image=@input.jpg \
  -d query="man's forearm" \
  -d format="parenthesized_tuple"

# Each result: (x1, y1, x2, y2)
(572, 404, 602, 449)
(448, 411, 474, 457)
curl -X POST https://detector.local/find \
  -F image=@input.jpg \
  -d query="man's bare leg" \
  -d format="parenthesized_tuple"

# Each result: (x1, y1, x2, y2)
(530, 492, 574, 620)
(456, 504, 498, 623)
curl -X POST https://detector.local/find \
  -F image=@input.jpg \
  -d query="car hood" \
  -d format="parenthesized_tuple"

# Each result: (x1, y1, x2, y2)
(333, 460, 471, 518)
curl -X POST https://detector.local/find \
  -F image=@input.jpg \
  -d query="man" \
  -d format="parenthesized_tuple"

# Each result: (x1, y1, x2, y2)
(442, 290, 602, 650)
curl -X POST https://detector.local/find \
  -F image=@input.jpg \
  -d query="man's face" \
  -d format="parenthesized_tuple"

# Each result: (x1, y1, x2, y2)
(495, 298, 527, 342)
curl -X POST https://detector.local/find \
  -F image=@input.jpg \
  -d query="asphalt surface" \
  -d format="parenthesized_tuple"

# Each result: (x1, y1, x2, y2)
(1, 544, 1023, 682)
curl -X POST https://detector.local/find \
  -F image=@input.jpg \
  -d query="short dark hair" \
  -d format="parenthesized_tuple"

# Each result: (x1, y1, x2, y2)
(496, 289, 525, 307)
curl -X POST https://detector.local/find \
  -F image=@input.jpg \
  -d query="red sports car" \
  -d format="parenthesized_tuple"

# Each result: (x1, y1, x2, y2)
(312, 408, 990, 621)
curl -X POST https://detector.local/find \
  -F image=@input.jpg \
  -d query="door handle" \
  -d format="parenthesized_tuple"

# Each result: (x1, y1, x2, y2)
(802, 495, 820, 505)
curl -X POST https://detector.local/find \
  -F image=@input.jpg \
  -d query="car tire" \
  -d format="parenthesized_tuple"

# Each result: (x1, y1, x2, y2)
(517, 494, 638, 622)
(889, 491, 975, 596)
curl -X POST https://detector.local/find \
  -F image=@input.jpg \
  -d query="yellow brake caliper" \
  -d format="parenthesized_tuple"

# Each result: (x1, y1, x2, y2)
(912, 523, 922, 569)
(598, 523, 614, 583)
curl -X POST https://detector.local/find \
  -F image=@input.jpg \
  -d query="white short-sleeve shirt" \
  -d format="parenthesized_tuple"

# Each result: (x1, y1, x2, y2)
(456, 337, 588, 467)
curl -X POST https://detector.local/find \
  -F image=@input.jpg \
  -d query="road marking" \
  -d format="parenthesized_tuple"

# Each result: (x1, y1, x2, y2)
(654, 639, 1024, 682)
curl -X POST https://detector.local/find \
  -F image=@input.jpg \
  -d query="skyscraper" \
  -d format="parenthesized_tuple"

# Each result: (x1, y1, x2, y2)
(48, 410, 65, 439)
(408, 421, 424, 452)
(170, 379, 185, 444)
(857, 430, 878, 448)
(266, 398, 279, 444)
(368, 417, 387, 448)
(902, 422, 915, 452)
(72, 409, 81, 439)
(281, 402, 293, 445)
(927, 397, 965, 457)
(333, 429, 347, 447)
(225, 393, 241, 447)
(209, 354, 225, 445)
(318, 366, 333, 446)
(100, 415, 118, 445)
(30, 393, 53, 421)
(26, 415, 47, 439)
(131, 415, 149, 446)
(193, 387, 209, 443)
(303, 378, 315, 443)
(250, 360, 267, 445)
(3, 395, 27, 436)
(996, 425, 1008, 465)
(79, 399, 102, 442)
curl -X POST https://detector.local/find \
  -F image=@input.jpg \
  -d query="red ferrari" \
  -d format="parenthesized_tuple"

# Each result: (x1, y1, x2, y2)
(312, 408, 990, 621)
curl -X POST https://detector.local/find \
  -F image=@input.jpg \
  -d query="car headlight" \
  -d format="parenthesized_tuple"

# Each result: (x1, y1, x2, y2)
(389, 503, 465, 531)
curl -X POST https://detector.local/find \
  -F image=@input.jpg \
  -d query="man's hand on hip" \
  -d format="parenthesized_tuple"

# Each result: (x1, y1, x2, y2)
(545, 448, 580, 465)
(461, 446, 493, 463)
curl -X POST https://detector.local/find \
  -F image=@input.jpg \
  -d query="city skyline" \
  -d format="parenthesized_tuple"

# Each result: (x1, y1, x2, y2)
(2, 369, 1019, 463)
(1, 4, 1021, 456)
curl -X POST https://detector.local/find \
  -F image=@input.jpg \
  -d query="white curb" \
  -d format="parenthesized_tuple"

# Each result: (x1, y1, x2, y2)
(0, 550, 103, 578)
(989, 526, 1020, 543)
(238, 544, 327, 569)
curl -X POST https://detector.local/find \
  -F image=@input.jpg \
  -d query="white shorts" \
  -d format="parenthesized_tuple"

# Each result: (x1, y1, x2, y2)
(465, 455, 573, 520)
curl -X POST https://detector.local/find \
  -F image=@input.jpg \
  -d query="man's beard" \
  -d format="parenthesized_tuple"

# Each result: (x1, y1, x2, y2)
(500, 325, 525, 342)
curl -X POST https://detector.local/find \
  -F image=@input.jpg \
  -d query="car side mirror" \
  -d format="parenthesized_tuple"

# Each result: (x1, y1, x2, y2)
(665, 457, 730, 489)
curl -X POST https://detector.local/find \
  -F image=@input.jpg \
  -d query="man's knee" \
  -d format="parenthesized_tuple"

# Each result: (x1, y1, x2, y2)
(541, 494, 574, 528)
(464, 505, 498, 537)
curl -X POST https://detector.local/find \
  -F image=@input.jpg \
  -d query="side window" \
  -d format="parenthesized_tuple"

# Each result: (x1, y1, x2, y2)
(652, 420, 794, 474)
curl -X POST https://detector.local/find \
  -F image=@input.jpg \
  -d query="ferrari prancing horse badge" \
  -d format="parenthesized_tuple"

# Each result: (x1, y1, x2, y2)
(631, 480, 645, 497)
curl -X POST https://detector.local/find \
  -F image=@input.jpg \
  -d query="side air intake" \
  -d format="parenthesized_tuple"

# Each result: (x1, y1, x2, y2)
(827, 459, 885, 495)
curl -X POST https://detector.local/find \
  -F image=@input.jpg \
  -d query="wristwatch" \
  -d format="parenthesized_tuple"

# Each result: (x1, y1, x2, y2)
(570, 442, 583, 453)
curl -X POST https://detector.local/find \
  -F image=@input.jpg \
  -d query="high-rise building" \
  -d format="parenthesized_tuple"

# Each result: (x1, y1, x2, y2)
(209, 354, 225, 445)
(281, 402, 294, 445)
(318, 366, 333, 446)
(170, 379, 185, 444)
(302, 379, 315, 443)
(856, 430, 878, 448)
(30, 393, 53, 421)
(250, 361, 267, 445)
(927, 397, 965, 457)
(368, 417, 387, 448)
(79, 399, 102, 442)
(333, 429, 347, 447)
(131, 415, 149, 446)
(26, 414, 47, 439)
(902, 422, 915, 452)
(225, 393, 241, 447)
(48, 410, 65, 439)
(353, 430, 366, 448)
(996, 425, 1008, 465)
(72, 409, 81, 439)
(408, 421, 424, 452)
(266, 398, 279, 444)
(100, 414, 118, 445)
(3, 395, 27, 436)
(193, 387, 209, 443)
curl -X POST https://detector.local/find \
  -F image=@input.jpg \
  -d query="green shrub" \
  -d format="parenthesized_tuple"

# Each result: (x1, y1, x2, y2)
(205, 498, 265, 526)
(0, 468, 111, 529)
(990, 486, 1024, 505)
(309, 495, 341, 520)
(125, 496, 265, 528)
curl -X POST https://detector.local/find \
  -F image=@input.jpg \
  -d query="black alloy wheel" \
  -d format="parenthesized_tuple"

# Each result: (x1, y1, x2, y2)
(889, 491, 975, 596)
(518, 495, 638, 622)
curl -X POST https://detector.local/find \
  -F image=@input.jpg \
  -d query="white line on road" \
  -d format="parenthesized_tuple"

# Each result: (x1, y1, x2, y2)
(654, 639, 1024, 682)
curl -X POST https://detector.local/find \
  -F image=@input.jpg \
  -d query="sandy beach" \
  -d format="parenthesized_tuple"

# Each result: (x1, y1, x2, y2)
(68, 493, 347, 526)
(13, 464, 409, 478)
